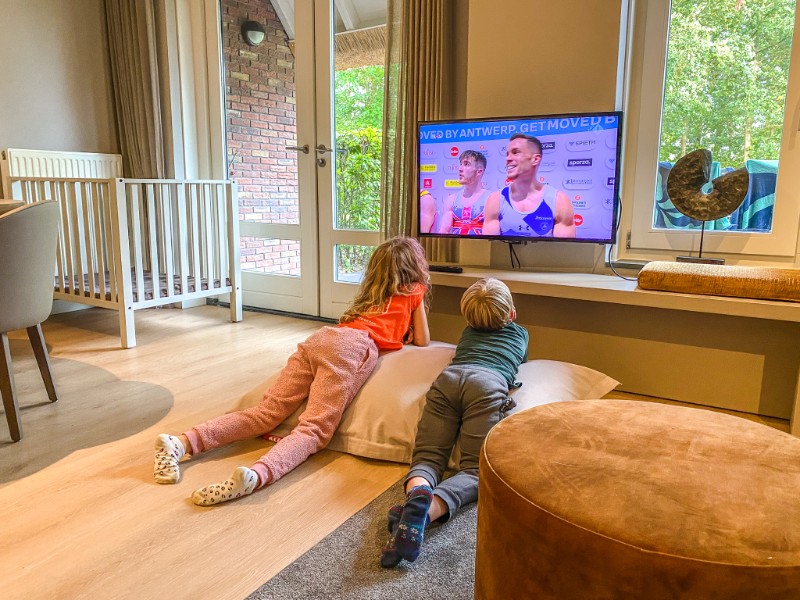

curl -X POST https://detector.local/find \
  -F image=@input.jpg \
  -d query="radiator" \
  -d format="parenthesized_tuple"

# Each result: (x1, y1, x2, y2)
(1, 148, 123, 197)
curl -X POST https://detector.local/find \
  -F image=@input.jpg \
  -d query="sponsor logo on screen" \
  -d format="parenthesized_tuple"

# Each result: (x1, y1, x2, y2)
(566, 139, 597, 151)
(421, 147, 437, 159)
(541, 141, 556, 152)
(450, 147, 459, 157)
(445, 180, 461, 188)
(574, 214, 584, 227)
(566, 158, 593, 169)
(423, 178, 433, 189)
(420, 164, 437, 172)
(572, 198, 589, 210)
(606, 177, 616, 189)
(562, 177, 593, 189)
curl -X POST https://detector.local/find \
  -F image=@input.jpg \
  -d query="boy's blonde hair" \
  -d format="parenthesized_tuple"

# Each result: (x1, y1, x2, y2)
(340, 237, 430, 323)
(460, 278, 514, 331)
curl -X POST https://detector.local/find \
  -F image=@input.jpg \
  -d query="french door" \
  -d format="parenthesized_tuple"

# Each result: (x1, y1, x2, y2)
(239, 0, 383, 319)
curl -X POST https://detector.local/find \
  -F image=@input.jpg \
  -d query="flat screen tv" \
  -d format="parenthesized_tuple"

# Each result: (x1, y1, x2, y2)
(418, 111, 622, 244)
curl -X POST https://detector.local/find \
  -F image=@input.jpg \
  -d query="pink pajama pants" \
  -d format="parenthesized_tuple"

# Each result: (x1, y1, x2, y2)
(184, 326, 378, 486)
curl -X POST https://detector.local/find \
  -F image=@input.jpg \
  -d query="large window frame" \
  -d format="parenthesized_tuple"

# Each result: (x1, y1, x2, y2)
(617, 0, 800, 264)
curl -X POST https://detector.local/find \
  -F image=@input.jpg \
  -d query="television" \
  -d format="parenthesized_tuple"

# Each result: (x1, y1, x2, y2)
(418, 111, 622, 244)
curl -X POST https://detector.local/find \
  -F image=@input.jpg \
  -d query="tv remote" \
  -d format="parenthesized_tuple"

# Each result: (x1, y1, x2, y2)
(429, 265, 464, 273)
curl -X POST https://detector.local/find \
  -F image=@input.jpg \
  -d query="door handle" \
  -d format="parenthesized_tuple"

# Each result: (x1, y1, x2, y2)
(316, 144, 335, 154)
(286, 144, 310, 154)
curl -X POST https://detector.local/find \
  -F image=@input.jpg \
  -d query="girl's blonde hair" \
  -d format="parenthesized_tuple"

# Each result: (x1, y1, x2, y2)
(460, 278, 514, 331)
(339, 237, 430, 323)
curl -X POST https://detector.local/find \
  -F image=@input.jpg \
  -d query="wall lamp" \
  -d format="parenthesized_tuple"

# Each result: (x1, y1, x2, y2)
(241, 20, 266, 47)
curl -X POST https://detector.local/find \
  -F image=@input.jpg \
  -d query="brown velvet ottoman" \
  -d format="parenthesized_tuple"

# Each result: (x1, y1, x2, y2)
(475, 400, 800, 599)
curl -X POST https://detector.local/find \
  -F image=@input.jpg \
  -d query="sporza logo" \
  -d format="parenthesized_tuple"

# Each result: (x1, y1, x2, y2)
(566, 158, 593, 169)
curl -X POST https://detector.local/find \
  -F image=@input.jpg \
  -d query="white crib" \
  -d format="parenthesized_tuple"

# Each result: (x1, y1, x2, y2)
(5, 168, 242, 348)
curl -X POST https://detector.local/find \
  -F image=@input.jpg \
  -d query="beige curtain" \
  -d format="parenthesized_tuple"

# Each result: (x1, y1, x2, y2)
(381, 0, 458, 262)
(105, 0, 165, 178)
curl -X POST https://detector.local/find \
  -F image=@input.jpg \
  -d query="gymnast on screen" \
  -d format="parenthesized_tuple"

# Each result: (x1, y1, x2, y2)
(483, 134, 576, 238)
(437, 150, 492, 235)
(419, 190, 439, 234)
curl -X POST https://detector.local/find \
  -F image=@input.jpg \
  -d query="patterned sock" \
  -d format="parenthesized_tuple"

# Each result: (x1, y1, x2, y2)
(154, 434, 186, 484)
(380, 504, 405, 569)
(395, 485, 433, 562)
(191, 466, 259, 506)
(387, 504, 403, 533)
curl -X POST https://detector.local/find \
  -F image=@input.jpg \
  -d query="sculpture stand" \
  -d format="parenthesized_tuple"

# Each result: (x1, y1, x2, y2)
(676, 222, 725, 265)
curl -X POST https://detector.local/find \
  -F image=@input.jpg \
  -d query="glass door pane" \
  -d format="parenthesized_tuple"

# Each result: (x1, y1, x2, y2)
(317, 0, 385, 318)
(225, 0, 320, 314)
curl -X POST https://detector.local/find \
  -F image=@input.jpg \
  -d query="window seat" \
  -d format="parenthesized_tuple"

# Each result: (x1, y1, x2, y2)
(430, 267, 800, 436)
(430, 267, 800, 323)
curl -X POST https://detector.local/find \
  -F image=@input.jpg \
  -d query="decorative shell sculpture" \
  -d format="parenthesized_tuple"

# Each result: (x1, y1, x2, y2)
(666, 149, 749, 221)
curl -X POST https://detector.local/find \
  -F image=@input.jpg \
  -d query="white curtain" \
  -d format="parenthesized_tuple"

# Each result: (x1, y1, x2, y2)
(105, 0, 166, 178)
(381, 0, 458, 261)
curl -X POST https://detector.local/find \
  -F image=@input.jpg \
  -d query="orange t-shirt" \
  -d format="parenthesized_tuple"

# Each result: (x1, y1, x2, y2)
(340, 283, 426, 351)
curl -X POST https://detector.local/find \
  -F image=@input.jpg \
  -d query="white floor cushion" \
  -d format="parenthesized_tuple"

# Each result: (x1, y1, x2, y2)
(266, 342, 619, 463)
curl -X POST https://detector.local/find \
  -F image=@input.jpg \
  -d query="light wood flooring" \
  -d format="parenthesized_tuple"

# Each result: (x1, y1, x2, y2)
(0, 305, 788, 600)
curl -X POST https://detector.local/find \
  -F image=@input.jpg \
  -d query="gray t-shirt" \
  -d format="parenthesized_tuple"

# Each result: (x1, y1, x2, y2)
(450, 322, 529, 388)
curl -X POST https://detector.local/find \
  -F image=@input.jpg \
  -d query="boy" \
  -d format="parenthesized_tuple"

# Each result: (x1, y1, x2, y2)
(381, 277, 528, 567)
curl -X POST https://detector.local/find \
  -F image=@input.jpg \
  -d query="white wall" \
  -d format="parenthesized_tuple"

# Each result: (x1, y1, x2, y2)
(0, 0, 118, 156)
(460, 0, 624, 270)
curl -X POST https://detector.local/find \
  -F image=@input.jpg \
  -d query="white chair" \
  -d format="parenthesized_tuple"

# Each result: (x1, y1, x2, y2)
(0, 201, 60, 441)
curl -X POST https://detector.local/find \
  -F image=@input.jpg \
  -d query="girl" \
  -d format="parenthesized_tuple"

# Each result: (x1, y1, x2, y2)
(154, 236, 431, 506)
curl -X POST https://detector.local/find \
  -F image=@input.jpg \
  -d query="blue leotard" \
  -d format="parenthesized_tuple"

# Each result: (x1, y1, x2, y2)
(498, 184, 557, 237)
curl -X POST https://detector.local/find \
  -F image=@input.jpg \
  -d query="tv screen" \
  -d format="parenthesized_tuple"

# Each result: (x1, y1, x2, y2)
(418, 111, 621, 244)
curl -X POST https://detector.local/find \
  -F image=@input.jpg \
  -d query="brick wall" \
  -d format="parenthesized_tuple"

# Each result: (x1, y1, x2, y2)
(222, 0, 300, 276)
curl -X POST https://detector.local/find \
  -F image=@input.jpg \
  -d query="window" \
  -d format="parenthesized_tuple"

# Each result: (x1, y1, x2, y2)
(619, 0, 800, 261)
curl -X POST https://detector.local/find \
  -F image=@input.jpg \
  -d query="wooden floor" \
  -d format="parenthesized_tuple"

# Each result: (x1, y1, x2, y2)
(0, 305, 788, 600)
(0, 305, 407, 600)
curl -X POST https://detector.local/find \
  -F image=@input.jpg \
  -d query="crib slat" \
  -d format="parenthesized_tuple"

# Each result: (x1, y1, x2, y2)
(177, 183, 189, 297)
(190, 184, 202, 292)
(211, 183, 222, 291)
(91, 182, 104, 298)
(54, 182, 67, 293)
(146, 183, 160, 302)
(162, 183, 175, 299)
(101, 182, 118, 303)
(64, 182, 79, 297)
(80, 181, 96, 298)
(203, 183, 214, 294)
(75, 182, 90, 298)
(128, 184, 145, 305)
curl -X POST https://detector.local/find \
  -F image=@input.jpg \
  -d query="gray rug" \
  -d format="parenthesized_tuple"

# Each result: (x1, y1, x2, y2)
(246, 479, 477, 600)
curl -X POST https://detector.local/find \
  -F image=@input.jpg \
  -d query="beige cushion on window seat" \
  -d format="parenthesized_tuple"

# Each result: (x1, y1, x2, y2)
(637, 261, 800, 302)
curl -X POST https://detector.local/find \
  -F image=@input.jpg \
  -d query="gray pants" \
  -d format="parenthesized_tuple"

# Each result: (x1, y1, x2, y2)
(406, 365, 510, 520)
